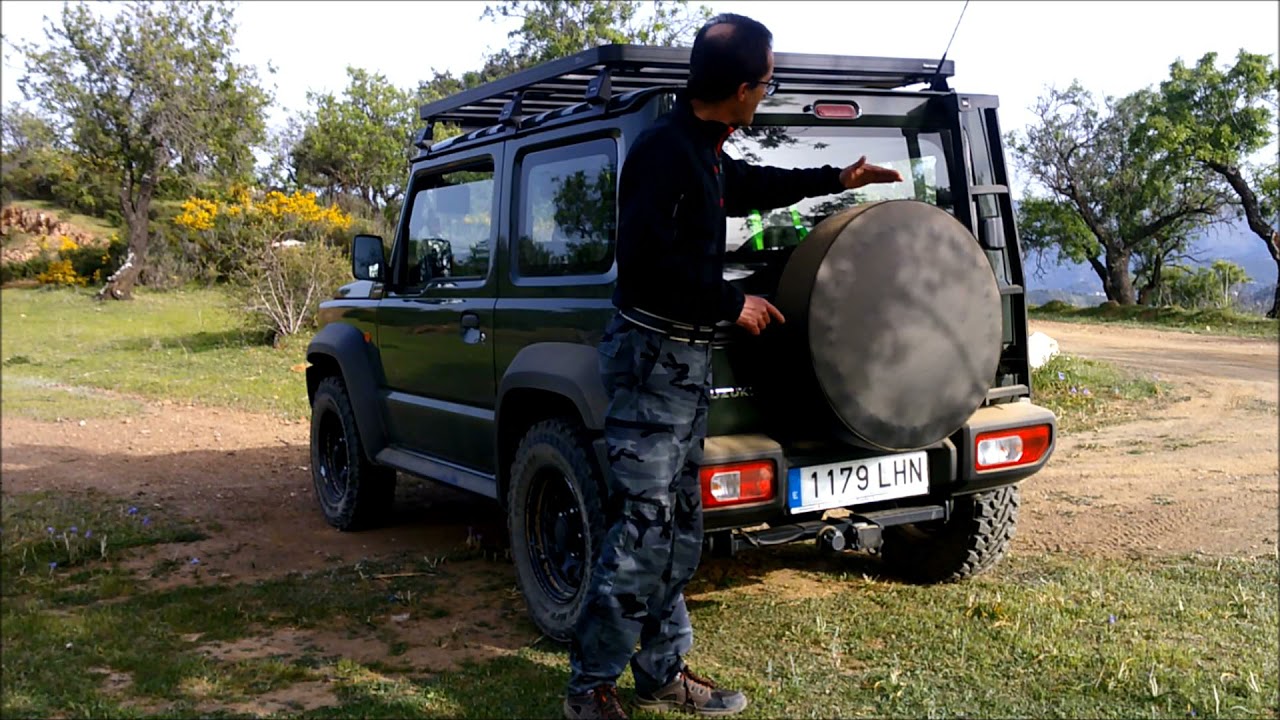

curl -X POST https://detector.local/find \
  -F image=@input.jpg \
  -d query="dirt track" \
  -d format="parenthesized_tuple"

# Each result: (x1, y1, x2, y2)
(1, 321, 1276, 592)
(1019, 320, 1278, 558)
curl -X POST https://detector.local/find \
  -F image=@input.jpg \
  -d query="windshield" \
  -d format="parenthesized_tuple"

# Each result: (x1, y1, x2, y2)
(722, 124, 953, 251)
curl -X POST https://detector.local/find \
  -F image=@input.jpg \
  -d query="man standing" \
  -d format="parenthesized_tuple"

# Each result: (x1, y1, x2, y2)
(565, 13, 904, 720)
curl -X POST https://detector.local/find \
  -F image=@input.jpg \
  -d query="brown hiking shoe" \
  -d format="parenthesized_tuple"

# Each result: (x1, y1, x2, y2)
(564, 684, 628, 720)
(634, 667, 748, 717)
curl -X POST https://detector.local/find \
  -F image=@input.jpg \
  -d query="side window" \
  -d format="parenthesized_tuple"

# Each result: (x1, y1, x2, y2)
(962, 110, 998, 219)
(401, 162, 495, 288)
(516, 139, 617, 278)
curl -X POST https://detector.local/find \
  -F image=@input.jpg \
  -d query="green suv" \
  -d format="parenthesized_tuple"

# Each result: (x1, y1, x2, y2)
(305, 45, 1057, 641)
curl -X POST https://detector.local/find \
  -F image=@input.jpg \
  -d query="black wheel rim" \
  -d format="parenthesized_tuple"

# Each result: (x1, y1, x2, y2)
(316, 409, 350, 507)
(525, 467, 587, 605)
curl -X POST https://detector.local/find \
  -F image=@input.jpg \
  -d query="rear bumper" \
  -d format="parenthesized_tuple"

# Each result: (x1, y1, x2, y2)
(699, 400, 1057, 532)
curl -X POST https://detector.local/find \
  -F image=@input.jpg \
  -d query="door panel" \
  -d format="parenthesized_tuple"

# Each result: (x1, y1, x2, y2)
(378, 151, 502, 472)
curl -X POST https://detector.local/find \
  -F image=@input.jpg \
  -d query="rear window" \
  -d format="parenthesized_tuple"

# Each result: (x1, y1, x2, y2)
(722, 124, 952, 251)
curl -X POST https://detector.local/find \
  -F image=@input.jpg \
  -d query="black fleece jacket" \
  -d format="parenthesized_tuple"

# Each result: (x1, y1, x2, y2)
(612, 98, 847, 327)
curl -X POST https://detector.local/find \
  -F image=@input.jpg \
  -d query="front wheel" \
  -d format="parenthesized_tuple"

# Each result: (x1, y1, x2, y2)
(310, 376, 396, 531)
(507, 418, 607, 642)
(880, 486, 1019, 583)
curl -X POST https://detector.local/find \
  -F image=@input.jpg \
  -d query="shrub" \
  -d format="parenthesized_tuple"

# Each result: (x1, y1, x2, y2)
(64, 233, 127, 284)
(1, 256, 52, 283)
(232, 240, 349, 344)
(171, 186, 354, 339)
(35, 258, 84, 286)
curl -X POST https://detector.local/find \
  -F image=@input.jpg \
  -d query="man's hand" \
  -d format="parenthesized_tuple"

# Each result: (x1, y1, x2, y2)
(839, 156, 904, 189)
(736, 294, 785, 335)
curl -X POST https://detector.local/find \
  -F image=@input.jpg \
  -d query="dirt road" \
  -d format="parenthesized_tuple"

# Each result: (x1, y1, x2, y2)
(1, 321, 1276, 591)
(1019, 320, 1278, 558)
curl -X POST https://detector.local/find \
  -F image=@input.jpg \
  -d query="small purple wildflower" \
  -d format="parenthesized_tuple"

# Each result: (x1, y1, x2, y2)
(1082, 388, 1092, 397)
(1057, 371, 1065, 381)
(142, 517, 151, 526)
(47, 526, 55, 534)
(1069, 387, 1078, 395)
(127, 507, 138, 515)
(84, 530, 92, 539)
(69, 526, 78, 534)
(1108, 614, 1116, 624)
(49, 561, 57, 570)
(190, 558, 200, 565)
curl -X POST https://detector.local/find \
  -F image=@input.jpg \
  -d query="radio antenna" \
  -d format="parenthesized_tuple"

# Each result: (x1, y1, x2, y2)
(930, 0, 970, 91)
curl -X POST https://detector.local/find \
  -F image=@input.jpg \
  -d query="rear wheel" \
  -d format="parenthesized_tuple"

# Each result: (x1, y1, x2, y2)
(880, 486, 1019, 583)
(310, 376, 396, 531)
(507, 418, 606, 642)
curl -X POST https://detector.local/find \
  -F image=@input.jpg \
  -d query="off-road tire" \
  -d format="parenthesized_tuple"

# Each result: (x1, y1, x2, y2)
(310, 376, 396, 531)
(508, 418, 607, 643)
(880, 486, 1019, 583)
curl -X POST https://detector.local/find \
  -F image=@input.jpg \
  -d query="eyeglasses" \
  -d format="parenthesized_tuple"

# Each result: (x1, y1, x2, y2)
(749, 77, 779, 97)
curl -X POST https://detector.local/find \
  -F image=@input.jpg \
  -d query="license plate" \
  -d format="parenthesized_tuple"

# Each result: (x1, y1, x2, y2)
(786, 451, 929, 513)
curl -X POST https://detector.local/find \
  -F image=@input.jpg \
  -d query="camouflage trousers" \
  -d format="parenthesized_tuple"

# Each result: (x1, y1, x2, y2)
(567, 313, 713, 697)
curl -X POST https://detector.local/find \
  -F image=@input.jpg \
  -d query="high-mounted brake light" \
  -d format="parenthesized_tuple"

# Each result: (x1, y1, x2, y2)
(810, 102, 862, 120)
(700, 461, 775, 508)
(974, 425, 1052, 471)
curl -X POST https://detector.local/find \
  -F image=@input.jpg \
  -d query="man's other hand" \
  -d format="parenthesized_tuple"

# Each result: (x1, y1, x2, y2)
(736, 294, 785, 335)
(839, 156, 904, 189)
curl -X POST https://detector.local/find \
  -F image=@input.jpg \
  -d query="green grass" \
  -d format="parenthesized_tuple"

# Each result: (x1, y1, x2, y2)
(2, 517, 1274, 719)
(1, 491, 207, 599)
(1031, 353, 1177, 434)
(4, 198, 122, 240)
(1030, 301, 1278, 339)
(0, 375, 149, 422)
(1, 287, 310, 419)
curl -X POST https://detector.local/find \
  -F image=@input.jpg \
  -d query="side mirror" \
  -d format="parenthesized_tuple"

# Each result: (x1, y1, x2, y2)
(352, 234, 386, 281)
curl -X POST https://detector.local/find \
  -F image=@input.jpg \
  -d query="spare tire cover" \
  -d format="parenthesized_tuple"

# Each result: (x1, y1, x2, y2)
(771, 200, 1002, 451)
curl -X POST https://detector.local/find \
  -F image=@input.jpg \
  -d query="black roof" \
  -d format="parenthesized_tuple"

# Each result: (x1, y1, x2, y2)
(418, 44, 953, 130)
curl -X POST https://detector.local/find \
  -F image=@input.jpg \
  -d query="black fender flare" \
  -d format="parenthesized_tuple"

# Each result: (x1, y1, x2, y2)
(306, 323, 388, 463)
(498, 342, 609, 432)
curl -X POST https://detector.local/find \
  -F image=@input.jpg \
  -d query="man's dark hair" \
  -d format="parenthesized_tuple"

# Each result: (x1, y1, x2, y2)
(686, 13, 773, 103)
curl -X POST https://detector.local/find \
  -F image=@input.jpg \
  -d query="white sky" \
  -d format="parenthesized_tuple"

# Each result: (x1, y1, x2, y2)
(2, 0, 1277, 190)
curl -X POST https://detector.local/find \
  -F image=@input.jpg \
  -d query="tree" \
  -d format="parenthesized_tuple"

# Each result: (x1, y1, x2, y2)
(1156, 260, 1251, 310)
(1, 103, 62, 199)
(483, 0, 711, 69)
(291, 67, 414, 212)
(1009, 83, 1225, 304)
(1147, 50, 1280, 317)
(14, 1, 271, 299)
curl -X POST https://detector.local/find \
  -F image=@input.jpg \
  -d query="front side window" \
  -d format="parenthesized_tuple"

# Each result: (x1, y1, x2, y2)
(516, 139, 617, 278)
(401, 162, 495, 288)
(722, 125, 952, 251)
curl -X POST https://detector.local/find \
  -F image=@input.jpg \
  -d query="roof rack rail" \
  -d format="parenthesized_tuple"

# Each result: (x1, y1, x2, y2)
(417, 43, 953, 131)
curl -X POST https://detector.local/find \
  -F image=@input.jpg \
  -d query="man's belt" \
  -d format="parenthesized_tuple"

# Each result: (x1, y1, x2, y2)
(619, 306, 718, 345)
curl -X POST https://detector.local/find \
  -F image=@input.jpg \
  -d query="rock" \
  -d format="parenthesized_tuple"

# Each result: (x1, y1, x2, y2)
(1028, 331, 1060, 369)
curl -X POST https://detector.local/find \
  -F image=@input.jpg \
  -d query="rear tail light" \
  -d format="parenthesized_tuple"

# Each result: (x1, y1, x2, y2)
(700, 461, 775, 508)
(974, 425, 1052, 471)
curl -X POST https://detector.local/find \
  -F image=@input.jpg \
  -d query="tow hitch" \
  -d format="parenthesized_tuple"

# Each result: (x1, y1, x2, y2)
(708, 504, 950, 557)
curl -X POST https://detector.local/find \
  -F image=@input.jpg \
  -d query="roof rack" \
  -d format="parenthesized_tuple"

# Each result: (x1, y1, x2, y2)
(418, 44, 953, 131)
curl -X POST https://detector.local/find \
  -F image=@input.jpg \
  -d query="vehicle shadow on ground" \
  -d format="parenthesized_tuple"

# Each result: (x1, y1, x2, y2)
(2, 439, 895, 595)
(0, 441, 504, 567)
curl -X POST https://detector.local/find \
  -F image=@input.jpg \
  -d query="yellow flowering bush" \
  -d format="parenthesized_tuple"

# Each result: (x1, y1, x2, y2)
(36, 258, 87, 286)
(175, 197, 219, 231)
(170, 187, 354, 340)
(31, 234, 124, 287)
(173, 188, 352, 241)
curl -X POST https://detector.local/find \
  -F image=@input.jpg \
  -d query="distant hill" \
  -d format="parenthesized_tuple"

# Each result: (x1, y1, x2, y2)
(1021, 218, 1276, 312)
